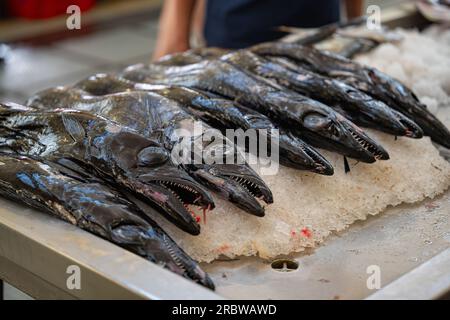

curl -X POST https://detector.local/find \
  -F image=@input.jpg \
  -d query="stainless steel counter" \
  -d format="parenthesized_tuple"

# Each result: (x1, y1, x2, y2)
(1, 187, 448, 299)
(202, 191, 450, 300)
(0, 198, 221, 300)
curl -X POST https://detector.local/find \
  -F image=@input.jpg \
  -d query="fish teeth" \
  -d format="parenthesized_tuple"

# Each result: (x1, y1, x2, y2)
(158, 180, 201, 207)
(163, 236, 186, 272)
(349, 129, 382, 157)
(231, 175, 262, 199)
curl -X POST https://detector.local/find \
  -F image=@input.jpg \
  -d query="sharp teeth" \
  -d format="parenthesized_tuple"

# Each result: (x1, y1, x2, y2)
(158, 180, 202, 207)
(163, 237, 186, 272)
(349, 128, 383, 158)
(231, 176, 263, 199)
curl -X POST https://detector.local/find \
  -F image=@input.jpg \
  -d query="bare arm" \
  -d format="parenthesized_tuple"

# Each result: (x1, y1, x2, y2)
(345, 0, 364, 19)
(191, 0, 206, 47)
(153, 0, 197, 60)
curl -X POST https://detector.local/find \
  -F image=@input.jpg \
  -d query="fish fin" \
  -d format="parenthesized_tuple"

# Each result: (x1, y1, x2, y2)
(62, 114, 86, 142)
(344, 156, 350, 174)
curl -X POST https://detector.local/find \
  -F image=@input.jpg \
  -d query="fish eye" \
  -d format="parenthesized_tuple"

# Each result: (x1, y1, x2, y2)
(137, 146, 169, 167)
(303, 112, 331, 131)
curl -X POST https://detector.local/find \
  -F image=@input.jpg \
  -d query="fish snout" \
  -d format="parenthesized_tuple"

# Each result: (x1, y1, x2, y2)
(130, 176, 201, 235)
(145, 228, 215, 290)
(125, 156, 218, 235)
(396, 113, 424, 139)
(301, 112, 378, 163)
(378, 105, 424, 139)
(279, 133, 334, 175)
(189, 165, 273, 217)
(138, 164, 215, 208)
(341, 119, 390, 162)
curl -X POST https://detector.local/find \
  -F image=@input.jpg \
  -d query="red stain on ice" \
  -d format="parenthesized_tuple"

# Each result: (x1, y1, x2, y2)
(301, 227, 312, 238)
(217, 244, 230, 253)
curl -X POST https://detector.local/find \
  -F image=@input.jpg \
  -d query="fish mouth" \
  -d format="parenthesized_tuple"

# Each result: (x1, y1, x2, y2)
(346, 125, 389, 161)
(366, 69, 449, 147)
(402, 105, 450, 148)
(112, 224, 215, 290)
(332, 112, 390, 162)
(301, 112, 389, 163)
(279, 133, 334, 175)
(372, 104, 423, 139)
(298, 143, 334, 175)
(396, 112, 423, 139)
(188, 164, 273, 217)
(156, 231, 215, 290)
(154, 177, 214, 210)
(227, 173, 273, 204)
(136, 169, 215, 236)
(338, 99, 424, 139)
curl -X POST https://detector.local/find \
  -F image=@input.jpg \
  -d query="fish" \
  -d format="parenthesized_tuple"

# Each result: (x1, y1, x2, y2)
(221, 50, 423, 138)
(0, 102, 214, 235)
(155, 47, 231, 66)
(26, 90, 273, 217)
(72, 74, 333, 175)
(0, 152, 214, 289)
(121, 60, 389, 163)
(169, 89, 335, 175)
(335, 24, 403, 44)
(278, 24, 339, 46)
(329, 38, 378, 59)
(278, 16, 400, 59)
(251, 42, 450, 148)
(278, 15, 368, 45)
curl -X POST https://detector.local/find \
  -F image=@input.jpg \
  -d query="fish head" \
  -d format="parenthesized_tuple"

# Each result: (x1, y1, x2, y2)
(186, 163, 273, 217)
(99, 130, 214, 236)
(110, 221, 214, 290)
(137, 162, 215, 208)
(279, 132, 334, 175)
(367, 69, 450, 148)
(134, 161, 215, 235)
(366, 101, 424, 139)
(367, 68, 424, 108)
(300, 108, 389, 163)
(332, 81, 424, 139)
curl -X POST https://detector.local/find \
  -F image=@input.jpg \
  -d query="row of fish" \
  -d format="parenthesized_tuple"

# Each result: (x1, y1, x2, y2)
(1, 39, 449, 290)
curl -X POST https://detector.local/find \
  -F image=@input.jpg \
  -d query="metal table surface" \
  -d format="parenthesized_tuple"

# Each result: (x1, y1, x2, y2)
(0, 198, 221, 300)
(202, 191, 450, 300)
(1, 187, 449, 300)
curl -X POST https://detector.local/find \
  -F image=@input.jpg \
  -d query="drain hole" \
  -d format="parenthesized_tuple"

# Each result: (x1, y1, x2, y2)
(271, 259, 299, 272)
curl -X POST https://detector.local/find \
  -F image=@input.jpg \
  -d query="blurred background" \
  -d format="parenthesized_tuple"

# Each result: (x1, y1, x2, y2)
(0, 0, 414, 108)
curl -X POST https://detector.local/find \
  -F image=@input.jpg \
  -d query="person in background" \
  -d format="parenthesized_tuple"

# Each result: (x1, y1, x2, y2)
(153, 0, 364, 60)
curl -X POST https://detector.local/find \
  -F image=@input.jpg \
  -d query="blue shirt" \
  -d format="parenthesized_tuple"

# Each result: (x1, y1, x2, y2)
(204, 0, 340, 48)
